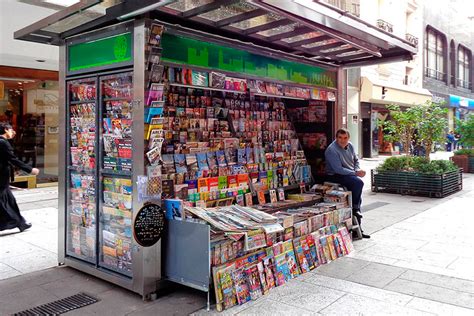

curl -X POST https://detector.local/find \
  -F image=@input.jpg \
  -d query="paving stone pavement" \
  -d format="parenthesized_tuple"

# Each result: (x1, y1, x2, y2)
(1, 156, 474, 315)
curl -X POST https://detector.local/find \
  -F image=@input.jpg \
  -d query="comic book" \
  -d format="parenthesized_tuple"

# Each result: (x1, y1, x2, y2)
(285, 249, 300, 279)
(338, 226, 354, 253)
(256, 261, 269, 295)
(243, 264, 262, 300)
(305, 234, 319, 268)
(262, 256, 276, 290)
(315, 233, 328, 264)
(174, 154, 187, 174)
(300, 237, 315, 270)
(293, 240, 310, 273)
(326, 234, 338, 260)
(273, 253, 289, 286)
(219, 265, 237, 309)
(231, 267, 251, 305)
(216, 150, 227, 167)
(333, 233, 345, 257)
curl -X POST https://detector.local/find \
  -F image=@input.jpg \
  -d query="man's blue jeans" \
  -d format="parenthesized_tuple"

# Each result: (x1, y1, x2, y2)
(326, 174, 364, 211)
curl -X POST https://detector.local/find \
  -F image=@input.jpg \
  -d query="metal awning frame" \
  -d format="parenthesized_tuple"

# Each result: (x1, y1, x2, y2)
(14, 0, 418, 68)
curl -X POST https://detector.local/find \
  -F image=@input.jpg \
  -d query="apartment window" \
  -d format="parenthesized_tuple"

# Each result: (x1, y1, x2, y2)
(425, 27, 446, 81)
(457, 45, 472, 89)
(450, 40, 456, 85)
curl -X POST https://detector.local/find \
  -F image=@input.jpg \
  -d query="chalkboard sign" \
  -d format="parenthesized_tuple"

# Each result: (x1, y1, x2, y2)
(133, 203, 165, 247)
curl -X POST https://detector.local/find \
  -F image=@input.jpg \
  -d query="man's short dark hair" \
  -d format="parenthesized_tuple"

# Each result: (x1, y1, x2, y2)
(336, 128, 350, 138)
(0, 122, 12, 135)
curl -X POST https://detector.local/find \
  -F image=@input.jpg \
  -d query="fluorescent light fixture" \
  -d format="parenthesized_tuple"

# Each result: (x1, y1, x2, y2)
(44, 0, 80, 6)
(117, 1, 174, 20)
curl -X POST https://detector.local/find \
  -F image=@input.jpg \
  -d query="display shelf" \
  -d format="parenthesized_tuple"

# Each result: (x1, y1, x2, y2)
(252, 92, 306, 100)
(103, 97, 133, 102)
(251, 183, 301, 196)
(70, 99, 96, 105)
(100, 169, 132, 177)
(169, 83, 247, 94)
(68, 165, 95, 173)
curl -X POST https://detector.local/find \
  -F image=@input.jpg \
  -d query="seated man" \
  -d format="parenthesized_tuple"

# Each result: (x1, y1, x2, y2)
(325, 128, 370, 238)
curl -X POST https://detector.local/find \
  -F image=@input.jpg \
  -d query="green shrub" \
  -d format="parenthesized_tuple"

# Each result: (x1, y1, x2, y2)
(377, 156, 458, 174)
(376, 156, 412, 172)
(454, 149, 474, 156)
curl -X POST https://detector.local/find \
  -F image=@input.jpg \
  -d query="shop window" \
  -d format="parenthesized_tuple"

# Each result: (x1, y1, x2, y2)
(457, 45, 472, 89)
(0, 78, 59, 183)
(425, 26, 446, 82)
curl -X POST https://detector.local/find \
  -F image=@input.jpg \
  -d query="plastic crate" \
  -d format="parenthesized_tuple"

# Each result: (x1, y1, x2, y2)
(371, 169, 462, 198)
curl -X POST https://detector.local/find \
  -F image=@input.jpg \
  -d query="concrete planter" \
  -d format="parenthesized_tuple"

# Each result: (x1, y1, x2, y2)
(371, 169, 462, 198)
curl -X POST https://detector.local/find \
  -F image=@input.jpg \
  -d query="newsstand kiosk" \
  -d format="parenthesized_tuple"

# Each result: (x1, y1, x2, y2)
(15, 0, 417, 304)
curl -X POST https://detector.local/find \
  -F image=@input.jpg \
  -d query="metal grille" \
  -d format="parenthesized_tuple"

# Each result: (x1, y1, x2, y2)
(12, 293, 99, 316)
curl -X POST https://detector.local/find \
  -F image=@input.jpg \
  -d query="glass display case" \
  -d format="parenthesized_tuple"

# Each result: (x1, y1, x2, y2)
(99, 72, 134, 276)
(66, 78, 97, 263)
(65, 72, 134, 275)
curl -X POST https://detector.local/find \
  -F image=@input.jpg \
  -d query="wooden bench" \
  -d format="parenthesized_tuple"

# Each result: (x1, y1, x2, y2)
(11, 175, 37, 189)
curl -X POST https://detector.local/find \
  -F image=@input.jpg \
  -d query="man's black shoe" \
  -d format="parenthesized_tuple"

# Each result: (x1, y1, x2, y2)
(19, 223, 32, 232)
(361, 233, 371, 239)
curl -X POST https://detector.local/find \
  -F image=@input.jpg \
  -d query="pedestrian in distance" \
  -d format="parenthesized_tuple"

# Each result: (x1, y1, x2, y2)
(325, 128, 370, 238)
(0, 122, 39, 233)
(446, 131, 455, 152)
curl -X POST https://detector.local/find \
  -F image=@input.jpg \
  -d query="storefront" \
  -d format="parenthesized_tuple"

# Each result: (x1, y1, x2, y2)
(15, 0, 418, 303)
(0, 66, 59, 185)
(450, 94, 474, 122)
(360, 77, 432, 157)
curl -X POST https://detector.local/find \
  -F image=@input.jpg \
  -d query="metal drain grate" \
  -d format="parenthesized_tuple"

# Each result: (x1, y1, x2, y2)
(12, 293, 99, 315)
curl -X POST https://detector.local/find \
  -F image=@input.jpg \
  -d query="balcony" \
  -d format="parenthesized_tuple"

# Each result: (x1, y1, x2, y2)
(377, 19, 393, 33)
(457, 78, 472, 90)
(405, 33, 419, 48)
(323, 0, 361, 17)
(425, 68, 447, 82)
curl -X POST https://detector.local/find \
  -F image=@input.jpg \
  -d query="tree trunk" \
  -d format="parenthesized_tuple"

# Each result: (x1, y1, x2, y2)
(425, 141, 432, 161)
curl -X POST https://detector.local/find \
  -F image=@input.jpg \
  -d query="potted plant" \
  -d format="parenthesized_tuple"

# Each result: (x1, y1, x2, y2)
(454, 115, 474, 172)
(374, 101, 461, 197)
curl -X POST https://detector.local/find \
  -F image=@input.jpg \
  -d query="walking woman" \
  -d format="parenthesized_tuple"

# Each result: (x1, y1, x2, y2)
(0, 122, 39, 232)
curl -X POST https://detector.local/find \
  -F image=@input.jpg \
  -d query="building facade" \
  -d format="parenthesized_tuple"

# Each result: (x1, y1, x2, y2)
(333, 0, 431, 157)
(422, 0, 474, 131)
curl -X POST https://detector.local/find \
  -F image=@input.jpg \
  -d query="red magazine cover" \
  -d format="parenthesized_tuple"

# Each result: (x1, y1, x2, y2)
(231, 267, 251, 305)
(244, 264, 262, 300)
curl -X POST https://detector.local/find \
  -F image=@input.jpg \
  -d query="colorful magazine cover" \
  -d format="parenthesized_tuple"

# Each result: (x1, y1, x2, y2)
(256, 262, 269, 295)
(285, 249, 300, 279)
(174, 154, 187, 174)
(219, 265, 237, 309)
(305, 235, 319, 268)
(216, 150, 227, 167)
(274, 253, 289, 286)
(262, 256, 276, 290)
(195, 152, 208, 171)
(326, 234, 338, 260)
(338, 226, 354, 253)
(300, 238, 315, 270)
(243, 264, 262, 300)
(294, 243, 310, 273)
(231, 268, 251, 305)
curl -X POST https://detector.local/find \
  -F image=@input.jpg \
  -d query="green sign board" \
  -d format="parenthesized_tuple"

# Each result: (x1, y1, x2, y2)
(68, 32, 132, 72)
(161, 33, 336, 88)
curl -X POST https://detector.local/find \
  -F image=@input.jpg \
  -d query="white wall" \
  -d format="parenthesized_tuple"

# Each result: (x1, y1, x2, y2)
(0, 0, 59, 70)
(360, 0, 424, 89)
